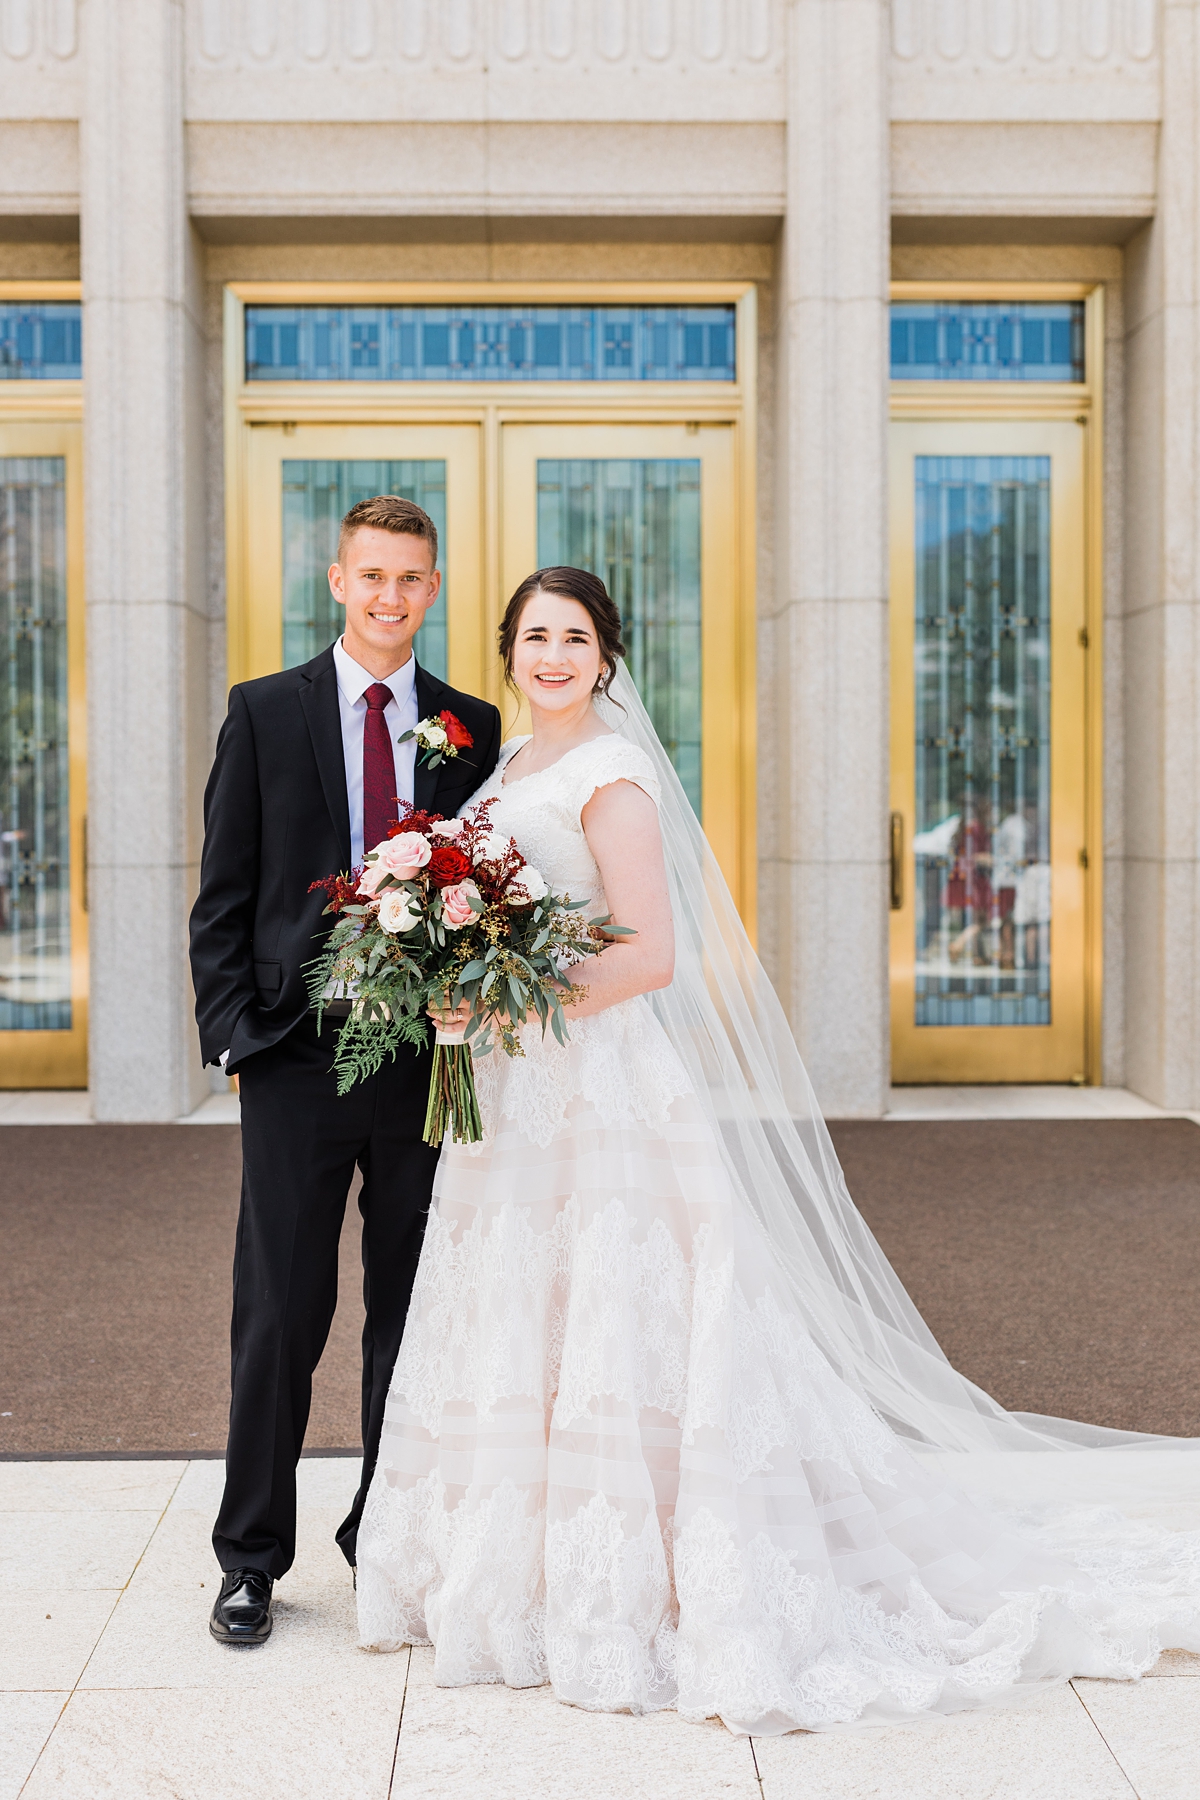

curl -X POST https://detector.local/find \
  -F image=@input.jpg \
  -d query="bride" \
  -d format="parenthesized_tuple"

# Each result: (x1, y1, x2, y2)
(355, 564, 1200, 1732)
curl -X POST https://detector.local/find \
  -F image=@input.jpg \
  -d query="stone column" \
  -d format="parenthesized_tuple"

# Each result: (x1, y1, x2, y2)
(762, 0, 890, 1118)
(81, 0, 209, 1120)
(1122, 0, 1200, 1108)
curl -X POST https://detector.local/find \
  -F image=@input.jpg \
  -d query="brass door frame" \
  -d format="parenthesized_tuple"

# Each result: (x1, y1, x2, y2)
(0, 405, 88, 1088)
(223, 281, 758, 930)
(888, 280, 1103, 1084)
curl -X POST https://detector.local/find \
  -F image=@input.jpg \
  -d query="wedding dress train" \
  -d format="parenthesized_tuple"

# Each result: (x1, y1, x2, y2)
(356, 720, 1200, 1733)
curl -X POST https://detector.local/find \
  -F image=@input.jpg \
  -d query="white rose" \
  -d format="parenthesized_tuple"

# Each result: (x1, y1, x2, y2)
(473, 831, 510, 865)
(377, 890, 422, 935)
(429, 818, 465, 838)
(510, 863, 548, 902)
(423, 724, 448, 748)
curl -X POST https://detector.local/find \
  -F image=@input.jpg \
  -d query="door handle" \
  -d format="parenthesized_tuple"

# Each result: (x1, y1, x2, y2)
(889, 812, 904, 911)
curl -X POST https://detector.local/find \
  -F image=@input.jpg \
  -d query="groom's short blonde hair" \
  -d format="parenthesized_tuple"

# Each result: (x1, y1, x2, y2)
(338, 494, 439, 570)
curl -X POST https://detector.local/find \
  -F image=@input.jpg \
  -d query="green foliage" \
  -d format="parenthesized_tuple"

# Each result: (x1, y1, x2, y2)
(303, 882, 613, 1097)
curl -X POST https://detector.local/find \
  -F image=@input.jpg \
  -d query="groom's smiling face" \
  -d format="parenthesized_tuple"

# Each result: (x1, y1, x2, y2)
(328, 526, 441, 676)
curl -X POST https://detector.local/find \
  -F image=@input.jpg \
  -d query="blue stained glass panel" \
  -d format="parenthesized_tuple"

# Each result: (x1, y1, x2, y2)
(891, 303, 1084, 382)
(0, 305, 82, 379)
(913, 456, 1052, 1029)
(246, 306, 736, 383)
(1, 458, 72, 1030)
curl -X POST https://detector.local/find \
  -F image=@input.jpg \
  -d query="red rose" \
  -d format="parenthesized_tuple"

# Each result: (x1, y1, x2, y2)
(439, 710, 474, 750)
(426, 843, 472, 887)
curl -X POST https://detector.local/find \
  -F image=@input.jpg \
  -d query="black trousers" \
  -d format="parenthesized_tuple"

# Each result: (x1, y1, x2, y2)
(212, 1014, 440, 1580)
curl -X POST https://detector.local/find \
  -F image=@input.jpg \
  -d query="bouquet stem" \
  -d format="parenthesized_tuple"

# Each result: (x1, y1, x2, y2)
(423, 1034, 483, 1146)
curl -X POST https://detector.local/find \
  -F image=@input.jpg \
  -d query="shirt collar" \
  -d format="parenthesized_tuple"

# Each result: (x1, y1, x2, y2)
(333, 636, 418, 709)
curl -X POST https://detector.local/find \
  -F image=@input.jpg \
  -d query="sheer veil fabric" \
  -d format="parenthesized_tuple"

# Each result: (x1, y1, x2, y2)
(595, 669, 1192, 1465)
(355, 664, 1200, 1733)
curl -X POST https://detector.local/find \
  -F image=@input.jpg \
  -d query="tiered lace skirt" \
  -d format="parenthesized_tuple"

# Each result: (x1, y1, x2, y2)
(356, 999, 1200, 1732)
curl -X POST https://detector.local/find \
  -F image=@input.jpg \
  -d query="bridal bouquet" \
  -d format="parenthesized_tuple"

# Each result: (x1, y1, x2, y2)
(304, 797, 627, 1145)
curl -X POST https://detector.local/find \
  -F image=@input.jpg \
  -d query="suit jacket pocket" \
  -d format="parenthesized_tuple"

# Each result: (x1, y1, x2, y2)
(254, 959, 283, 996)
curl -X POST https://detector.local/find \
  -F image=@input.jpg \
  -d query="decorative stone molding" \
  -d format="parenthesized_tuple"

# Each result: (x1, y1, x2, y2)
(0, 2, 1166, 130)
(0, 0, 80, 118)
(891, 0, 1162, 121)
(184, 0, 787, 122)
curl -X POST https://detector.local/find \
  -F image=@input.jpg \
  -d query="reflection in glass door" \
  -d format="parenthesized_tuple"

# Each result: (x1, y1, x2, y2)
(913, 456, 1051, 1027)
(501, 422, 751, 919)
(890, 421, 1087, 1083)
(0, 429, 86, 1086)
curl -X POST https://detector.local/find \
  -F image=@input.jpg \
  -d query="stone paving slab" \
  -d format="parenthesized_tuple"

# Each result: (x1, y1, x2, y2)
(3, 1457, 1199, 1799)
(754, 1684, 1137, 1800)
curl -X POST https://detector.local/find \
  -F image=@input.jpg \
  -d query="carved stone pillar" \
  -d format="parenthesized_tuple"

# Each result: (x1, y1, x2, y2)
(81, 0, 209, 1119)
(1122, 0, 1200, 1107)
(762, 0, 891, 1117)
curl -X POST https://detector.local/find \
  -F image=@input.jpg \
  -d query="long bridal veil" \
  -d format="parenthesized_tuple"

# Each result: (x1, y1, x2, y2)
(596, 665, 1195, 1472)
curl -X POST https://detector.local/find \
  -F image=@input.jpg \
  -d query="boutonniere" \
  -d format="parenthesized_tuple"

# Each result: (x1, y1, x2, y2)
(400, 709, 475, 770)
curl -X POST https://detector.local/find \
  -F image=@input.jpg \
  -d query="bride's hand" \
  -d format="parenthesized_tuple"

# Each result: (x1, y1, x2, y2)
(427, 997, 472, 1032)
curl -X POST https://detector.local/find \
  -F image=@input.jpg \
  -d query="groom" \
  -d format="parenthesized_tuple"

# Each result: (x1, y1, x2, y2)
(189, 494, 501, 1645)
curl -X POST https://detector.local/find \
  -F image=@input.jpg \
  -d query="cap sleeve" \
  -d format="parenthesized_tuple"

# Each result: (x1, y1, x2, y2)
(573, 736, 661, 817)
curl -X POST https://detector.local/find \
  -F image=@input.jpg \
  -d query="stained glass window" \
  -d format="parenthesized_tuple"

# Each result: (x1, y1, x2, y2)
(281, 460, 448, 677)
(247, 306, 736, 383)
(0, 305, 82, 379)
(912, 456, 1052, 1028)
(1, 458, 72, 1030)
(537, 458, 702, 813)
(891, 303, 1084, 382)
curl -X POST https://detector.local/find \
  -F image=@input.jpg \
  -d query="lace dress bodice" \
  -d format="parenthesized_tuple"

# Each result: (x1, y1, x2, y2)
(465, 731, 658, 916)
(454, 733, 690, 1152)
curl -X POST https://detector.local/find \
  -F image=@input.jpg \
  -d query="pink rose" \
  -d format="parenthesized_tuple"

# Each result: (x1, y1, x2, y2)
(441, 880, 481, 930)
(429, 818, 465, 838)
(371, 831, 432, 880)
(357, 861, 389, 897)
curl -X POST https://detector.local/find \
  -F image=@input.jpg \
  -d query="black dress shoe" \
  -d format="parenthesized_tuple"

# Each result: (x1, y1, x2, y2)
(209, 1568, 274, 1645)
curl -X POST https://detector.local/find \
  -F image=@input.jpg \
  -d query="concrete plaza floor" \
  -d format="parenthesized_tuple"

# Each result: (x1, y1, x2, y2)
(4, 1453, 1200, 1800)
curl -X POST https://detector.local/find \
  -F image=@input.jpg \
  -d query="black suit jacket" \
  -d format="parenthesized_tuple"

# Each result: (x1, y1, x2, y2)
(188, 647, 502, 1075)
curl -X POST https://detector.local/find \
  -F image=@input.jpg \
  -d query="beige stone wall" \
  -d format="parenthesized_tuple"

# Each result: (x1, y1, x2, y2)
(764, 0, 891, 1120)
(1121, 0, 1200, 1110)
(2, 0, 1198, 1113)
(81, 0, 211, 1122)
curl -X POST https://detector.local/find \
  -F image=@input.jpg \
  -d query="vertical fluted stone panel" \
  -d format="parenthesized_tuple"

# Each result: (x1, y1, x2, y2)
(82, 0, 208, 1119)
(1121, 1, 1200, 1109)
(765, 0, 890, 1117)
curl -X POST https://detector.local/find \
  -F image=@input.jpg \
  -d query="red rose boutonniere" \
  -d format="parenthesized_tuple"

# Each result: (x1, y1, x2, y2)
(399, 710, 475, 770)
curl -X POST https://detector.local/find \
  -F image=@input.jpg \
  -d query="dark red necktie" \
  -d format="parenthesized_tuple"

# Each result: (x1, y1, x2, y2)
(362, 682, 397, 856)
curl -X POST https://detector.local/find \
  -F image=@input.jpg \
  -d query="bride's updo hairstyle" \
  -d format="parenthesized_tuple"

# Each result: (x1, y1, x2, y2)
(499, 566, 626, 699)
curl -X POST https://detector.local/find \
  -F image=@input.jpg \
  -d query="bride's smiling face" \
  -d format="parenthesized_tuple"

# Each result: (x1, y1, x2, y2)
(510, 592, 605, 715)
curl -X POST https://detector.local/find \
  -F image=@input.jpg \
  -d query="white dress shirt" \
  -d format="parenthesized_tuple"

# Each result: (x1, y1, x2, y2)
(332, 635, 420, 867)
(218, 639, 420, 1074)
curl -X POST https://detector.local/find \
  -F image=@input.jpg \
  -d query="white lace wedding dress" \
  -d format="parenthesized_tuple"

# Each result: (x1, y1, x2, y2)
(356, 731, 1200, 1733)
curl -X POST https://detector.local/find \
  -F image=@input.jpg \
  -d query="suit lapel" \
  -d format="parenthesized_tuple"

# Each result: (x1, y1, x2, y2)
(412, 661, 443, 815)
(298, 650, 352, 867)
